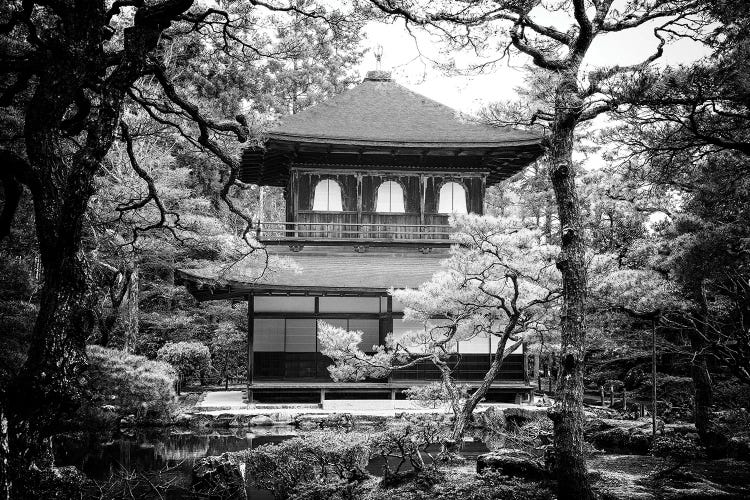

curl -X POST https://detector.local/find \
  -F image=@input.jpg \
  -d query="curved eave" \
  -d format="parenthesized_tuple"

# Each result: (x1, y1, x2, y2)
(240, 137, 544, 187)
(265, 132, 543, 150)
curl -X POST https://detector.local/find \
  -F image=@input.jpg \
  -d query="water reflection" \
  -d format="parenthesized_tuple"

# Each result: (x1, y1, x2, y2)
(54, 427, 493, 498)
(55, 427, 298, 481)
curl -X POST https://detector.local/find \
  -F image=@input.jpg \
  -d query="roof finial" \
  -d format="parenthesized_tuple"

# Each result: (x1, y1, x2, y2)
(374, 44, 383, 70)
(365, 44, 391, 81)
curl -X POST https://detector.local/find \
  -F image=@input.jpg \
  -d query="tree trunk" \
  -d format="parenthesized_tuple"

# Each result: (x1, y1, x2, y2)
(690, 339, 714, 440)
(687, 304, 715, 448)
(448, 333, 521, 446)
(7, 189, 96, 467)
(547, 72, 594, 500)
(0, 406, 9, 500)
(0, 3, 195, 494)
(122, 260, 139, 352)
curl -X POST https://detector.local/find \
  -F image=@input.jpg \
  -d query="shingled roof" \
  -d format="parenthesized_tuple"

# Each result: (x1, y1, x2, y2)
(177, 251, 444, 301)
(241, 71, 544, 186)
(267, 71, 540, 148)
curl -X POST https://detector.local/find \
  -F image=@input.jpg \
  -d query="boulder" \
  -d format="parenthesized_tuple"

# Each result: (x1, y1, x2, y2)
(294, 412, 353, 430)
(476, 449, 548, 480)
(250, 415, 274, 426)
(474, 406, 506, 430)
(193, 452, 247, 499)
(212, 413, 241, 428)
(503, 406, 549, 427)
(585, 418, 654, 454)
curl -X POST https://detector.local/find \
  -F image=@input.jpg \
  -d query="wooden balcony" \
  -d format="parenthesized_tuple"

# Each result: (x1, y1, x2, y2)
(256, 220, 455, 248)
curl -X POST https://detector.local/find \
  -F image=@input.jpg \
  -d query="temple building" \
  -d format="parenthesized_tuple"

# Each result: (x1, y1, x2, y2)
(178, 70, 543, 404)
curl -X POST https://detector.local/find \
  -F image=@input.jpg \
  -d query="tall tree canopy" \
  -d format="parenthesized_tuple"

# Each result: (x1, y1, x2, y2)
(0, 1, 362, 494)
(361, 2, 706, 497)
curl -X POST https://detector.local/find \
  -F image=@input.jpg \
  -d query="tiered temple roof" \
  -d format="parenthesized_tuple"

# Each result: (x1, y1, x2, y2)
(177, 251, 444, 300)
(241, 70, 543, 187)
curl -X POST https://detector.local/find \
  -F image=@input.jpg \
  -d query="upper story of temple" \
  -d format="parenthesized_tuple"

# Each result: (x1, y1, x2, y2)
(241, 70, 543, 252)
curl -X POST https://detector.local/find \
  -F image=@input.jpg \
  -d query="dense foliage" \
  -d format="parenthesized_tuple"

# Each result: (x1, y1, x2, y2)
(84, 345, 177, 426)
(156, 341, 211, 393)
(242, 432, 370, 499)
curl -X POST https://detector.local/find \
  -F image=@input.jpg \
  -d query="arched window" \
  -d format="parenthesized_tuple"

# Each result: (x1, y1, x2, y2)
(312, 179, 343, 211)
(375, 181, 405, 213)
(437, 181, 468, 214)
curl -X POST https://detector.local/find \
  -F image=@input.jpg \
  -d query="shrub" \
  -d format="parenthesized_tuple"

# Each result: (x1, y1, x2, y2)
(403, 382, 469, 409)
(368, 415, 448, 485)
(714, 379, 750, 410)
(241, 431, 369, 499)
(156, 341, 211, 392)
(84, 345, 177, 426)
(365, 469, 554, 500)
(288, 479, 359, 500)
(650, 435, 706, 461)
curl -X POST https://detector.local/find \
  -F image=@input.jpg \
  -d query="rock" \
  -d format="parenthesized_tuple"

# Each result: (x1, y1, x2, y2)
(504, 406, 549, 427)
(586, 420, 652, 454)
(727, 436, 750, 461)
(294, 412, 353, 430)
(474, 406, 506, 430)
(250, 415, 274, 426)
(212, 413, 242, 428)
(119, 414, 136, 427)
(584, 405, 620, 419)
(476, 449, 548, 480)
(193, 452, 247, 499)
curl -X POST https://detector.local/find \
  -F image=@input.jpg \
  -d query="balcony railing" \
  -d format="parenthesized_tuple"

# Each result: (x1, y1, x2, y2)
(256, 221, 454, 247)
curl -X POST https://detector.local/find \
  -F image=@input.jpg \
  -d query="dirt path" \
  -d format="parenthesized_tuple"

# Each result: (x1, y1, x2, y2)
(589, 454, 750, 499)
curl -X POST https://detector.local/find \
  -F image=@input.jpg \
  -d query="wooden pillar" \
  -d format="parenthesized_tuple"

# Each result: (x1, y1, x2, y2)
(388, 294, 393, 383)
(356, 173, 363, 226)
(419, 174, 426, 226)
(480, 175, 487, 215)
(523, 342, 529, 384)
(320, 388, 326, 407)
(247, 293, 254, 403)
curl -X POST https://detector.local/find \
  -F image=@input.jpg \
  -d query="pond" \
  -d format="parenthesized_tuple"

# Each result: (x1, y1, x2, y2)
(54, 426, 495, 498)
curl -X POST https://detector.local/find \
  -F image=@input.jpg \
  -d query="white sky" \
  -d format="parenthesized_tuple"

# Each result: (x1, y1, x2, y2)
(359, 16, 711, 114)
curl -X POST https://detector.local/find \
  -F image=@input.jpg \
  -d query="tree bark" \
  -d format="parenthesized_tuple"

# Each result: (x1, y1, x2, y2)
(547, 70, 594, 500)
(2, 0, 196, 480)
(447, 329, 521, 446)
(689, 325, 714, 443)
(122, 260, 139, 352)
